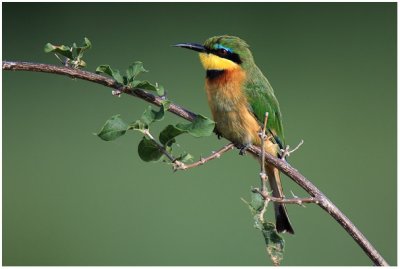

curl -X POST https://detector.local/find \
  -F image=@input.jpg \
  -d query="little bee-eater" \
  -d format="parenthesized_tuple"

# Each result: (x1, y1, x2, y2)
(175, 35, 294, 234)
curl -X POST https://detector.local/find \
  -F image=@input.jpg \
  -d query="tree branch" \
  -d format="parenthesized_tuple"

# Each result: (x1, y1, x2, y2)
(2, 60, 388, 266)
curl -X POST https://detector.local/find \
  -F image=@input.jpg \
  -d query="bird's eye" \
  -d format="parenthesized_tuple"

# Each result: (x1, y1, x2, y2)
(217, 48, 229, 56)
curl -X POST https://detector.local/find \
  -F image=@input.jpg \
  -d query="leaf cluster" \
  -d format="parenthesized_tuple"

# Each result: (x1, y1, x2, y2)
(94, 61, 214, 163)
(96, 62, 164, 96)
(44, 37, 91, 68)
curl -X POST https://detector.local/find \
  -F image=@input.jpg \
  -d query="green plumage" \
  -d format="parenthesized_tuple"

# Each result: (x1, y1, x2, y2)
(245, 65, 285, 148)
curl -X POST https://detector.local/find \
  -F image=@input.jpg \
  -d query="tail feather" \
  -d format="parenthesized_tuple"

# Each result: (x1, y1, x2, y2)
(266, 166, 295, 234)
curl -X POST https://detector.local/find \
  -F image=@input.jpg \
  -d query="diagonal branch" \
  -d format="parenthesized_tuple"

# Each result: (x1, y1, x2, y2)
(2, 60, 389, 266)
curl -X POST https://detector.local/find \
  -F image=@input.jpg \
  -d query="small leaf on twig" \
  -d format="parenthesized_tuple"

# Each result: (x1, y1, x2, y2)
(159, 124, 184, 147)
(127, 61, 148, 81)
(96, 65, 124, 84)
(262, 222, 285, 266)
(241, 196, 285, 266)
(176, 114, 215, 137)
(96, 114, 129, 141)
(44, 43, 73, 59)
(159, 115, 215, 148)
(130, 120, 147, 132)
(176, 152, 194, 163)
(140, 100, 171, 126)
(44, 38, 91, 68)
(138, 136, 163, 162)
(250, 191, 264, 212)
(74, 37, 92, 59)
(132, 80, 164, 96)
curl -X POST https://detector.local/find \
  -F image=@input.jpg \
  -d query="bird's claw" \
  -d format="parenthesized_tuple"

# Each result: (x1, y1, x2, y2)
(236, 143, 252, 155)
(214, 128, 223, 140)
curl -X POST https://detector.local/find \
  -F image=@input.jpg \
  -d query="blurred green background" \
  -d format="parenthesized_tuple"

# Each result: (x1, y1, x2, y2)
(3, 3, 396, 266)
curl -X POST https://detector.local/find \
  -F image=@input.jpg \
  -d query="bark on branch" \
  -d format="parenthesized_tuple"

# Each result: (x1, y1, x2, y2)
(2, 60, 389, 266)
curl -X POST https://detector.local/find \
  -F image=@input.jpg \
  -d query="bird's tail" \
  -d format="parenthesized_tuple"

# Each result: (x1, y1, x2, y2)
(266, 166, 295, 234)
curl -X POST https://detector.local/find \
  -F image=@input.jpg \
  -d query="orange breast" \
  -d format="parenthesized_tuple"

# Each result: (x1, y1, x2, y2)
(205, 68, 262, 146)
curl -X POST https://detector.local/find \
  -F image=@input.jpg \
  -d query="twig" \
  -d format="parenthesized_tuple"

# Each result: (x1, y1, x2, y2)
(2, 60, 389, 266)
(142, 129, 176, 163)
(260, 112, 269, 191)
(141, 129, 189, 171)
(174, 143, 234, 171)
(280, 140, 304, 160)
(258, 112, 270, 221)
(252, 188, 317, 206)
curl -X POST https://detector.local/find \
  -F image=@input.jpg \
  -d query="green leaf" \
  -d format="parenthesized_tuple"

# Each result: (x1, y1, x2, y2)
(96, 114, 129, 141)
(44, 43, 73, 59)
(78, 59, 87, 68)
(250, 192, 264, 212)
(241, 196, 285, 266)
(126, 61, 148, 81)
(176, 152, 194, 162)
(123, 76, 129, 86)
(138, 136, 163, 162)
(131, 80, 157, 91)
(75, 37, 92, 58)
(175, 115, 215, 137)
(96, 65, 124, 84)
(140, 100, 171, 126)
(130, 80, 141, 86)
(129, 100, 171, 132)
(159, 115, 215, 148)
(83, 37, 92, 49)
(141, 106, 158, 126)
(130, 80, 164, 96)
(262, 222, 285, 266)
(155, 84, 165, 96)
(129, 120, 147, 132)
(159, 125, 185, 147)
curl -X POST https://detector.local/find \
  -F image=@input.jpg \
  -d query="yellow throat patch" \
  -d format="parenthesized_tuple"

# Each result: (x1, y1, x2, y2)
(199, 53, 239, 70)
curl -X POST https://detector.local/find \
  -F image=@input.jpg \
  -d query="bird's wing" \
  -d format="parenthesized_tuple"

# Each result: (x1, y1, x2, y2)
(244, 78, 285, 148)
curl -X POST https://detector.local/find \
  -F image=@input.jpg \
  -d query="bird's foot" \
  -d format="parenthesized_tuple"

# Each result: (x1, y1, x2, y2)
(214, 128, 223, 140)
(235, 143, 252, 156)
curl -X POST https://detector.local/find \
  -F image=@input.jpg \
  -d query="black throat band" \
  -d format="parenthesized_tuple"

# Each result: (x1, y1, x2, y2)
(206, 69, 225, 79)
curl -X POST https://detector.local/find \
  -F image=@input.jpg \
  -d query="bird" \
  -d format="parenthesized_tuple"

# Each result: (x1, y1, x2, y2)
(174, 35, 294, 234)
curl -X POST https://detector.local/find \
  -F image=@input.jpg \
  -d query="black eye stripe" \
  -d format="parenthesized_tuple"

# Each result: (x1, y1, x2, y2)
(209, 48, 242, 64)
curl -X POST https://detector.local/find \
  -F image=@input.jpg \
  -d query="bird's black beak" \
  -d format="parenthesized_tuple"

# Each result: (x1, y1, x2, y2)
(173, 43, 207, 53)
